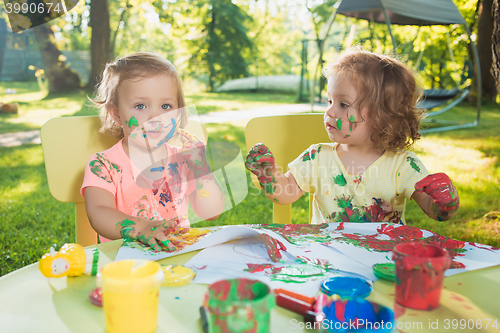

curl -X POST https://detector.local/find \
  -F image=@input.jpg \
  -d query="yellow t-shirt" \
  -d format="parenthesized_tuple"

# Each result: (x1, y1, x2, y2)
(289, 143, 429, 224)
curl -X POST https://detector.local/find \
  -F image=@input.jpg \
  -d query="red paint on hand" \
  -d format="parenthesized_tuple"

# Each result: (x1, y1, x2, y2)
(245, 143, 275, 172)
(415, 173, 459, 215)
(245, 143, 277, 194)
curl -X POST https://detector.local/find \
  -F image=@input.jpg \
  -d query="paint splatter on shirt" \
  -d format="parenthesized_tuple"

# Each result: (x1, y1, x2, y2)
(89, 153, 122, 183)
(289, 143, 429, 225)
(302, 146, 322, 162)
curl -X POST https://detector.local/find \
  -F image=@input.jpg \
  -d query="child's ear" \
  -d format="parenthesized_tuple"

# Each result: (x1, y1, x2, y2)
(108, 104, 122, 127)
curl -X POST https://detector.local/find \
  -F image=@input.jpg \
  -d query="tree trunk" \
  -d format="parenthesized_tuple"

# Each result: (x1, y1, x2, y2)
(32, 24, 81, 93)
(88, 0, 111, 89)
(492, 0, 500, 96)
(0, 17, 7, 78)
(110, 1, 131, 59)
(477, 0, 497, 101)
(208, 1, 216, 92)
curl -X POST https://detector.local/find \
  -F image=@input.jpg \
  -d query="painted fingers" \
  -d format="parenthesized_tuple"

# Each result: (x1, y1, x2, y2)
(116, 219, 173, 251)
(245, 143, 277, 194)
(245, 143, 276, 172)
(415, 173, 459, 216)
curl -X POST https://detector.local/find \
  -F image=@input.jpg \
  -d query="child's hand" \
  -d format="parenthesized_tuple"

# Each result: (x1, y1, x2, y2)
(415, 173, 459, 217)
(245, 143, 277, 194)
(116, 219, 174, 251)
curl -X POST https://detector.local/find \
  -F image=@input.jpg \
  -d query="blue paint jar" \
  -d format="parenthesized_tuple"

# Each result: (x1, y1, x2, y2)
(321, 298, 394, 333)
(320, 276, 372, 299)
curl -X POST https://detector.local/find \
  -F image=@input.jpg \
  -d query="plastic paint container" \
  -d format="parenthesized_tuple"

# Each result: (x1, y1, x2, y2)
(392, 242, 451, 310)
(162, 265, 195, 286)
(98, 260, 164, 333)
(203, 278, 275, 333)
(321, 276, 373, 299)
(321, 298, 394, 333)
(372, 263, 396, 282)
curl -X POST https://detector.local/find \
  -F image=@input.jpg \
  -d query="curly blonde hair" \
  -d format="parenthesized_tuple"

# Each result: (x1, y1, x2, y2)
(323, 50, 424, 152)
(89, 52, 187, 139)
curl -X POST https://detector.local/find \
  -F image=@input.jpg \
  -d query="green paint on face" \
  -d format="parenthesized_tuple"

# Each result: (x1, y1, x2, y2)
(334, 174, 347, 187)
(336, 118, 343, 130)
(349, 115, 357, 132)
(126, 116, 139, 128)
(406, 156, 421, 173)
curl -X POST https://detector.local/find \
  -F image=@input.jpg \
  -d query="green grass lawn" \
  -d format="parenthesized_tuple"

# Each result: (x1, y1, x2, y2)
(1, 81, 499, 277)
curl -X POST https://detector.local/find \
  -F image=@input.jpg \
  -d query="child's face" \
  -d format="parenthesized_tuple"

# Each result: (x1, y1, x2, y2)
(324, 75, 373, 145)
(111, 74, 179, 152)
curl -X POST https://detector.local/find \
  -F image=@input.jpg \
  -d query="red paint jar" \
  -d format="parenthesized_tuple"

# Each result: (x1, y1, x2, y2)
(392, 242, 451, 310)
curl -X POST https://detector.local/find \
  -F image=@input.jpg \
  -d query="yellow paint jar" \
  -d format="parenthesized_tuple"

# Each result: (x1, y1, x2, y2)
(98, 260, 163, 333)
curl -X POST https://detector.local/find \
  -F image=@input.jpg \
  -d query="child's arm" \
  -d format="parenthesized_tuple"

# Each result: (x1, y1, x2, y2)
(412, 173, 459, 221)
(180, 131, 224, 221)
(188, 176, 225, 221)
(245, 143, 304, 204)
(84, 187, 176, 250)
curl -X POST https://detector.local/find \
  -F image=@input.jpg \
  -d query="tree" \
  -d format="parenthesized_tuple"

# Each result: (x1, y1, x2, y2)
(0, 17, 7, 78)
(88, 0, 111, 88)
(476, 0, 497, 101)
(305, 0, 338, 102)
(492, 0, 500, 96)
(32, 24, 81, 93)
(155, 0, 253, 91)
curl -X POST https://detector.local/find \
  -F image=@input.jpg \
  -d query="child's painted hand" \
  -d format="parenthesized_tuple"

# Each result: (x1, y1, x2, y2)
(245, 143, 277, 195)
(116, 219, 174, 251)
(415, 173, 459, 219)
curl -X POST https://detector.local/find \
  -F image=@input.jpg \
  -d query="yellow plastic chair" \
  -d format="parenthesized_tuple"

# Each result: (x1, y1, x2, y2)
(41, 115, 207, 246)
(244, 113, 330, 224)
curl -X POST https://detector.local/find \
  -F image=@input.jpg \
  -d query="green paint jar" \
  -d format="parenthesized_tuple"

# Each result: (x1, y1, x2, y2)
(203, 278, 275, 333)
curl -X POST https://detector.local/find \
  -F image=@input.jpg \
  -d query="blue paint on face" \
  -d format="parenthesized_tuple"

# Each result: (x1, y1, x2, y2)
(157, 118, 177, 147)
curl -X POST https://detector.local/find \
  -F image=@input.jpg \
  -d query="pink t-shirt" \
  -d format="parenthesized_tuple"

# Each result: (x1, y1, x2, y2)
(81, 139, 196, 242)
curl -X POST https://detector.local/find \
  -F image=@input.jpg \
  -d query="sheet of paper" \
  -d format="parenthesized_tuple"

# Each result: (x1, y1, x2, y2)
(114, 222, 500, 280)
(186, 237, 372, 297)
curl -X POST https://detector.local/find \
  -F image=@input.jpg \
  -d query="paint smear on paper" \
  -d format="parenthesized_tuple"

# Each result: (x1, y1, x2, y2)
(259, 224, 331, 245)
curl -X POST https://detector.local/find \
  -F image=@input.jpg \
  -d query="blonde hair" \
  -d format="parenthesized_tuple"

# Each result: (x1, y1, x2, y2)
(89, 52, 187, 139)
(323, 49, 424, 152)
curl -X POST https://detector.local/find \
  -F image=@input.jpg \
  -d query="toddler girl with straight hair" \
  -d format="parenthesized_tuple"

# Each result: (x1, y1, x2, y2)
(246, 49, 459, 224)
(82, 52, 224, 250)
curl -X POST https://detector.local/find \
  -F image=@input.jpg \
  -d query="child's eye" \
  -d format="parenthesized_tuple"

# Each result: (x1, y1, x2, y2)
(135, 103, 146, 110)
(340, 102, 350, 108)
(161, 104, 172, 110)
(327, 99, 333, 105)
